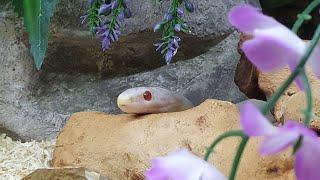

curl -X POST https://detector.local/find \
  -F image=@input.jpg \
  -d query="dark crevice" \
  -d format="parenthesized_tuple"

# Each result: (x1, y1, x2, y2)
(0, 125, 22, 141)
(262, 1, 320, 39)
(42, 30, 228, 78)
(234, 34, 267, 101)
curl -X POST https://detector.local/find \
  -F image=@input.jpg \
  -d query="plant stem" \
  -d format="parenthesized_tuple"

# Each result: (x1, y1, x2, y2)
(170, 0, 179, 38)
(108, 0, 123, 32)
(87, 1, 101, 34)
(300, 70, 313, 125)
(261, 68, 302, 114)
(161, 0, 179, 53)
(291, 0, 319, 126)
(292, 0, 320, 33)
(204, 130, 245, 161)
(228, 137, 248, 180)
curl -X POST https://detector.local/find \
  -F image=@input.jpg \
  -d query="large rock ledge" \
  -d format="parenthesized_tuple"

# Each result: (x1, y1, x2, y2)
(0, 10, 246, 142)
(52, 99, 294, 180)
(0, 0, 247, 141)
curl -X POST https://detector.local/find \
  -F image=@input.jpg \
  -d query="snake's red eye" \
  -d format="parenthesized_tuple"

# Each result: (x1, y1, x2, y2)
(143, 90, 152, 101)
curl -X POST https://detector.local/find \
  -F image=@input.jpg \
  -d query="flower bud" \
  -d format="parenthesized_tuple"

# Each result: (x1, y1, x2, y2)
(185, 1, 194, 13)
(153, 24, 162, 32)
(124, 8, 132, 18)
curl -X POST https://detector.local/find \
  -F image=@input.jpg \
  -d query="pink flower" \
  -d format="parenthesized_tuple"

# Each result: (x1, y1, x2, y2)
(240, 102, 320, 180)
(145, 149, 226, 180)
(228, 5, 320, 89)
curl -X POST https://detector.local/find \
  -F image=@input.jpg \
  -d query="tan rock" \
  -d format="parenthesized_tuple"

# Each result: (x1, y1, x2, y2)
(259, 67, 320, 130)
(22, 167, 108, 180)
(259, 67, 320, 97)
(274, 91, 320, 130)
(52, 100, 295, 180)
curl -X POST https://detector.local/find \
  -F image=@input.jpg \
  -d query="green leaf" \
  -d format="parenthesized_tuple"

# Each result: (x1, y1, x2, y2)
(23, 0, 59, 70)
(11, 0, 24, 17)
(260, 0, 298, 8)
(297, 13, 312, 21)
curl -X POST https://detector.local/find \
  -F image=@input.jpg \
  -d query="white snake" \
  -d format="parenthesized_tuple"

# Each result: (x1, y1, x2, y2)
(117, 87, 194, 114)
(117, 87, 274, 123)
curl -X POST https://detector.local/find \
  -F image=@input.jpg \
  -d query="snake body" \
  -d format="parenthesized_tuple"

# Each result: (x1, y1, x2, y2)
(117, 87, 194, 114)
(117, 87, 274, 123)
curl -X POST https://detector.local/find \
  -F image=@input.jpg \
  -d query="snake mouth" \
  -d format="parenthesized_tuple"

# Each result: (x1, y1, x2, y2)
(117, 94, 132, 107)
(117, 99, 130, 106)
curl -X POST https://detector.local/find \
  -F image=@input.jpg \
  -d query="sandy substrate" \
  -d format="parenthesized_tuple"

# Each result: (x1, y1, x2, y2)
(0, 134, 55, 179)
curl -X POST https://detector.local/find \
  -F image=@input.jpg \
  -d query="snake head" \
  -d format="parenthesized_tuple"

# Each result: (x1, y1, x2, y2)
(117, 87, 183, 114)
(117, 87, 157, 114)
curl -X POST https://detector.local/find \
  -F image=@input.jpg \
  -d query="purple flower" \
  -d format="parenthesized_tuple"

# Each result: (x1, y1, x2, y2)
(165, 49, 174, 64)
(240, 102, 320, 180)
(155, 36, 180, 64)
(102, 36, 111, 50)
(95, 25, 113, 51)
(228, 5, 320, 89)
(145, 149, 226, 180)
(164, 13, 173, 21)
(174, 24, 181, 32)
(177, 7, 184, 17)
(111, 1, 118, 9)
(118, 11, 125, 23)
(153, 24, 161, 32)
(95, 7, 124, 51)
(184, 0, 194, 13)
(154, 42, 164, 51)
(99, 3, 112, 15)
(80, 15, 88, 25)
(172, 36, 180, 48)
(154, 0, 193, 64)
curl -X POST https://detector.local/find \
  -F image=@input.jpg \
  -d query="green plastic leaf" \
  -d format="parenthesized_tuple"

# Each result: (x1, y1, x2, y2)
(11, 0, 24, 17)
(23, 0, 58, 70)
(297, 14, 312, 21)
(260, 0, 298, 8)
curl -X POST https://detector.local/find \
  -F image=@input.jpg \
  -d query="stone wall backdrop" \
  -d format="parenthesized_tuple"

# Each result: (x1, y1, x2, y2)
(0, 0, 246, 141)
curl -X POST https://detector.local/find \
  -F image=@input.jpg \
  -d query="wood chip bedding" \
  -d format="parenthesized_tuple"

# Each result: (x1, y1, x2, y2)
(0, 134, 55, 179)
